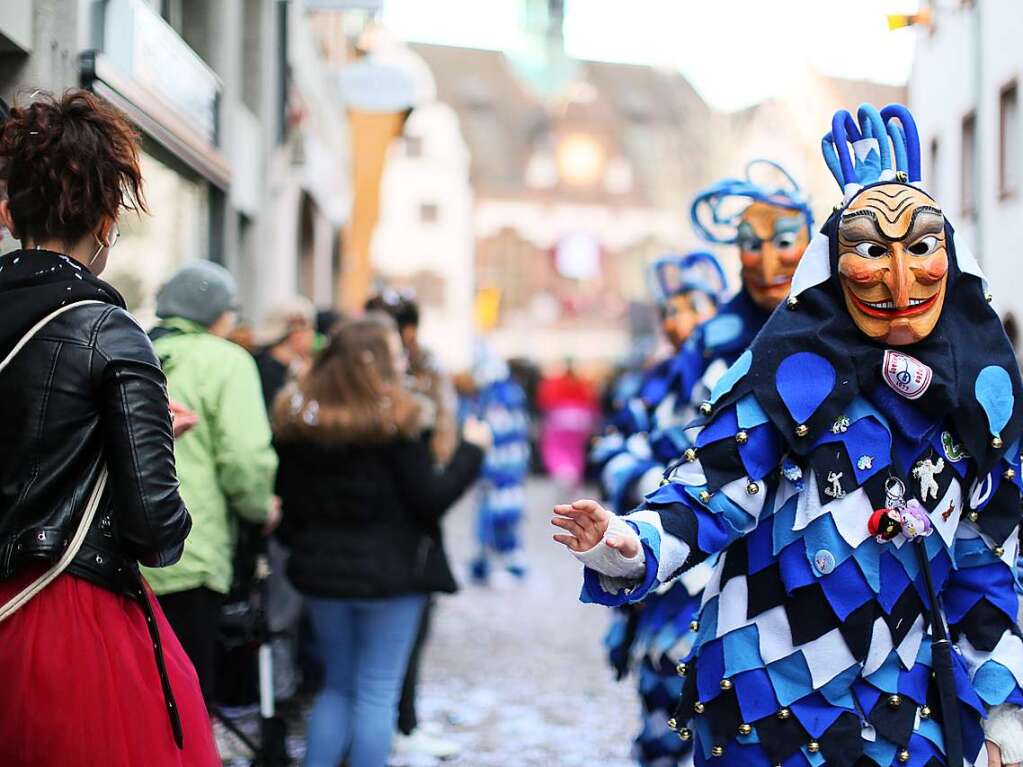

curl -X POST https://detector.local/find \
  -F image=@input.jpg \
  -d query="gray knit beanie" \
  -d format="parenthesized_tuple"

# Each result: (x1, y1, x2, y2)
(155, 261, 239, 327)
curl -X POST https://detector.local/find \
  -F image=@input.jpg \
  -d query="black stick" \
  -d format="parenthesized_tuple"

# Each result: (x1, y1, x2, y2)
(914, 536, 963, 767)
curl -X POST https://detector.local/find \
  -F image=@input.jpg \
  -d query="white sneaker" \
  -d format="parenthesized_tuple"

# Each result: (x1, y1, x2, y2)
(393, 728, 461, 760)
(212, 718, 252, 762)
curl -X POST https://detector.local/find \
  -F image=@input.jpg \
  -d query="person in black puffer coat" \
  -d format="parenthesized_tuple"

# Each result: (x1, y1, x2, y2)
(272, 313, 489, 767)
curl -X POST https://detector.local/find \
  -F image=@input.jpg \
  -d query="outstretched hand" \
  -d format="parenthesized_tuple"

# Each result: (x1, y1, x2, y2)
(551, 499, 640, 558)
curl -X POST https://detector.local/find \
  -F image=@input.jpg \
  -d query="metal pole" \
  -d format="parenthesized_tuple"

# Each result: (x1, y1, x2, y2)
(913, 537, 963, 767)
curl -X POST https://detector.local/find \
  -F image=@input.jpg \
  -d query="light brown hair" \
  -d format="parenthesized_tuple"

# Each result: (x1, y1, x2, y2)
(272, 313, 421, 443)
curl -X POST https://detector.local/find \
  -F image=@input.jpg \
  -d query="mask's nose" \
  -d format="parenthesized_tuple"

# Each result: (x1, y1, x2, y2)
(884, 246, 911, 307)
(757, 243, 781, 286)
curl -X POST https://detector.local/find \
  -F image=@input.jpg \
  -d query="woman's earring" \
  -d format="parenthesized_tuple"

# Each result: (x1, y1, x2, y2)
(89, 235, 105, 267)
(89, 226, 118, 267)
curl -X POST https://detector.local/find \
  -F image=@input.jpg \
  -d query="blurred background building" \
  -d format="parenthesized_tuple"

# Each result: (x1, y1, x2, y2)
(908, 0, 1023, 324)
(398, 3, 904, 366)
(0, 0, 361, 327)
(11, 0, 1015, 371)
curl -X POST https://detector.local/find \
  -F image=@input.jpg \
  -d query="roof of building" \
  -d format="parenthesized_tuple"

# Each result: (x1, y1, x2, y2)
(410, 43, 717, 210)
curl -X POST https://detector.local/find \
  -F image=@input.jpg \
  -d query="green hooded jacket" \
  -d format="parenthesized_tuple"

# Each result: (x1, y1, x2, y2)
(141, 317, 278, 595)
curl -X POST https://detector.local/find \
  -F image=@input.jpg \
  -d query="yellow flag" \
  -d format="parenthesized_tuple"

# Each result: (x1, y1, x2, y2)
(474, 287, 502, 332)
(888, 8, 932, 31)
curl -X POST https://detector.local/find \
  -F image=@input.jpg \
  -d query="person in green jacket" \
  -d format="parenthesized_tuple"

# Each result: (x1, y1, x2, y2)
(142, 261, 280, 702)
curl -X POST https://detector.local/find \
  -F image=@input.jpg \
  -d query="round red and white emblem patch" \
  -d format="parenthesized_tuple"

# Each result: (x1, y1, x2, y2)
(882, 349, 933, 400)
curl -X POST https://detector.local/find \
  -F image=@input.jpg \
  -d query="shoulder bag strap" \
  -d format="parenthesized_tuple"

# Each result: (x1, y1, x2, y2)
(0, 300, 109, 622)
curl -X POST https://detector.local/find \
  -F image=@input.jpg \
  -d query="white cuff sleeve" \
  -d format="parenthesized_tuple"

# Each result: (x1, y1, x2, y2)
(572, 515, 646, 579)
(984, 704, 1023, 762)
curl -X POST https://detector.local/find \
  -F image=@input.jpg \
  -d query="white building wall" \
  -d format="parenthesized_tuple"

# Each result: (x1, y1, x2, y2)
(257, 0, 351, 322)
(1, 0, 351, 326)
(372, 101, 476, 371)
(909, 0, 1023, 320)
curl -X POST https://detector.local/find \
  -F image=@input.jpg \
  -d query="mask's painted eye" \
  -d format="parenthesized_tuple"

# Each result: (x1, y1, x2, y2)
(739, 238, 763, 253)
(774, 232, 798, 249)
(907, 235, 939, 256)
(854, 242, 887, 258)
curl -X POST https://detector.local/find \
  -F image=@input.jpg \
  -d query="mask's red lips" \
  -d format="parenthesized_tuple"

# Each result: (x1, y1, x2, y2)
(746, 273, 793, 290)
(848, 292, 939, 319)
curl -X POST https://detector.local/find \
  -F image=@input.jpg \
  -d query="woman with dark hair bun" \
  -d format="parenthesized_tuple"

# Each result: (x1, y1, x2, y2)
(0, 90, 218, 765)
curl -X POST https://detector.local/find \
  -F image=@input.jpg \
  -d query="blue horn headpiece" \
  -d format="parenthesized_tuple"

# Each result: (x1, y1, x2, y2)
(648, 251, 728, 307)
(690, 159, 813, 246)
(821, 103, 922, 202)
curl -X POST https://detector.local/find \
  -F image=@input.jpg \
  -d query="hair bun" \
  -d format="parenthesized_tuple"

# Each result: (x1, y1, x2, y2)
(0, 89, 146, 245)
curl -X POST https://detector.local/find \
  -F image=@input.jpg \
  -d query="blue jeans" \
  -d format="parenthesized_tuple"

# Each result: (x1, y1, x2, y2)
(303, 594, 427, 767)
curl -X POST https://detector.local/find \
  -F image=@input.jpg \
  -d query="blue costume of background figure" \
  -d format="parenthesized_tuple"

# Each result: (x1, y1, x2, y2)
(622, 290, 775, 767)
(582, 105, 1023, 767)
(593, 155, 814, 767)
(593, 252, 729, 767)
(468, 347, 531, 583)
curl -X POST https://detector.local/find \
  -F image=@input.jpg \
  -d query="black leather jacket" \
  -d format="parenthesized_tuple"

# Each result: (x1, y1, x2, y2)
(0, 301, 192, 594)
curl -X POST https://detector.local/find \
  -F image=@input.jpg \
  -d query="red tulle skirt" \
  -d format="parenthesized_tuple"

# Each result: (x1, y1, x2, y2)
(0, 568, 219, 767)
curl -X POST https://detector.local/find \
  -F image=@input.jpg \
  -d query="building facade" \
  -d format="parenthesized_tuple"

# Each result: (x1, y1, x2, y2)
(0, 0, 353, 327)
(722, 71, 905, 234)
(413, 42, 717, 367)
(372, 97, 476, 370)
(408, 37, 907, 368)
(909, 0, 1023, 323)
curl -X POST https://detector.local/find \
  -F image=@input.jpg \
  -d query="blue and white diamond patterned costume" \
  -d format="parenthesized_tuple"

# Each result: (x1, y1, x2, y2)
(469, 347, 531, 582)
(571, 105, 1023, 767)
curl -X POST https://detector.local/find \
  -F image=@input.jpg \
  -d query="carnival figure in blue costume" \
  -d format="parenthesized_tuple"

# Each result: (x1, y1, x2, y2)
(595, 252, 727, 515)
(468, 344, 531, 583)
(596, 164, 815, 767)
(593, 252, 725, 767)
(555, 104, 1023, 767)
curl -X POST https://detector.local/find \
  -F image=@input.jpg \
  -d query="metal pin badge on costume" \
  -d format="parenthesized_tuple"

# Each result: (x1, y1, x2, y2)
(831, 415, 850, 434)
(912, 457, 944, 502)
(814, 549, 836, 575)
(824, 471, 845, 499)
(940, 431, 968, 462)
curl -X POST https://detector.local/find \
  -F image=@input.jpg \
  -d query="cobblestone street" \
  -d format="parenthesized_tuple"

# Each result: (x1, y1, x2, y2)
(393, 478, 637, 766)
(223, 478, 639, 766)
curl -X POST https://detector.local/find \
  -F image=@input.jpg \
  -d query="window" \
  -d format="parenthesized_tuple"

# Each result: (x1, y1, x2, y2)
(961, 112, 977, 217)
(1000, 82, 1018, 198)
(419, 202, 439, 224)
(405, 136, 423, 158)
(241, 0, 264, 112)
(929, 137, 940, 200)
(158, 0, 183, 31)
